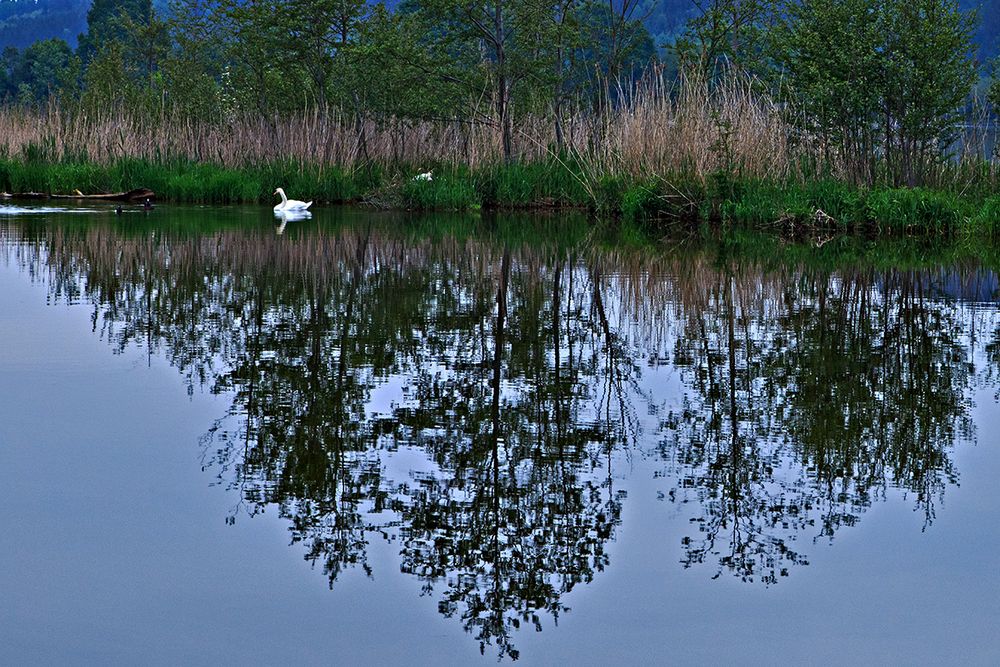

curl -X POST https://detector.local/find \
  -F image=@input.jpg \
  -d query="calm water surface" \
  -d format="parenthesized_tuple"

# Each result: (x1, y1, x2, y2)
(1, 204, 998, 664)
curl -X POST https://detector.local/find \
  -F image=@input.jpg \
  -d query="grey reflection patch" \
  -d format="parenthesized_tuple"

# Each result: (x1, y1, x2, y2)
(0, 206, 102, 215)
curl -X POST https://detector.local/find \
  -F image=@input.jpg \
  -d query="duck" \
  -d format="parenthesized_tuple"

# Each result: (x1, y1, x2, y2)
(273, 187, 312, 211)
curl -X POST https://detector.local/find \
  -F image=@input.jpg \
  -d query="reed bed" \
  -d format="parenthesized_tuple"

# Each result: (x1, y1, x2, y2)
(0, 76, 791, 179)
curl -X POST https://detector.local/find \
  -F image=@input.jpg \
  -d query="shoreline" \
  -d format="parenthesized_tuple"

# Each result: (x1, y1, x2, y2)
(1, 157, 997, 235)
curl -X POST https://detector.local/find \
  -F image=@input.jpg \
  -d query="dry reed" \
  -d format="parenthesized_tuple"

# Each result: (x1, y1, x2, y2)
(0, 74, 794, 180)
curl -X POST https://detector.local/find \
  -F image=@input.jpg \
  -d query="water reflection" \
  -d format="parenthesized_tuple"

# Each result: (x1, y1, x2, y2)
(662, 266, 975, 583)
(3, 214, 993, 658)
(274, 209, 312, 234)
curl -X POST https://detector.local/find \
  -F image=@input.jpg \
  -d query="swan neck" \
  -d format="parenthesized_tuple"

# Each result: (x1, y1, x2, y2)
(279, 190, 288, 205)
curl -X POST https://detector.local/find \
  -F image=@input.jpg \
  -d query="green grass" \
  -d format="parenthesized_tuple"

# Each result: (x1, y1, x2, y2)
(970, 195, 1000, 233)
(0, 158, 364, 205)
(713, 179, 865, 228)
(863, 187, 970, 232)
(400, 168, 478, 210)
(393, 162, 592, 211)
(477, 162, 590, 208)
(698, 176, 979, 234)
(2, 156, 998, 236)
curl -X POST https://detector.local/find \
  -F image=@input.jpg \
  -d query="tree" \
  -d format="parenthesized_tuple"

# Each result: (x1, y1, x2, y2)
(156, 0, 227, 120)
(209, 0, 312, 114)
(774, 0, 976, 185)
(772, 0, 884, 182)
(548, 0, 580, 151)
(284, 0, 370, 105)
(591, 0, 651, 85)
(117, 8, 171, 89)
(880, 0, 977, 185)
(0, 39, 79, 105)
(574, 0, 657, 106)
(672, 0, 776, 79)
(407, 0, 556, 162)
(77, 0, 154, 64)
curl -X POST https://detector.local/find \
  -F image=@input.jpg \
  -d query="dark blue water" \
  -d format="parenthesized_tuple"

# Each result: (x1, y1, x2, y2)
(1, 204, 998, 664)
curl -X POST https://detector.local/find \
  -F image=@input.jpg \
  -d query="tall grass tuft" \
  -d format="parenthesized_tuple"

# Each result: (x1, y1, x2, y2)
(864, 188, 969, 232)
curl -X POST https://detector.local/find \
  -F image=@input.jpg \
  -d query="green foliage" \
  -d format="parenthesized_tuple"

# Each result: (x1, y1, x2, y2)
(80, 43, 137, 111)
(672, 0, 775, 78)
(773, 0, 977, 186)
(477, 162, 590, 208)
(283, 0, 370, 105)
(970, 195, 1000, 233)
(401, 169, 478, 210)
(0, 38, 79, 104)
(78, 0, 153, 64)
(864, 187, 968, 231)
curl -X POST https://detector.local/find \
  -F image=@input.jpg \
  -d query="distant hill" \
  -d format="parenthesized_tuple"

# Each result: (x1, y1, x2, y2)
(0, 0, 168, 50)
(644, 0, 999, 63)
(970, 0, 1000, 62)
(0, 0, 996, 63)
(0, 0, 87, 49)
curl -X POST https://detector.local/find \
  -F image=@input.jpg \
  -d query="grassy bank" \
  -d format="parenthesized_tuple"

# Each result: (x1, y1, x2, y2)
(0, 157, 370, 205)
(2, 156, 999, 234)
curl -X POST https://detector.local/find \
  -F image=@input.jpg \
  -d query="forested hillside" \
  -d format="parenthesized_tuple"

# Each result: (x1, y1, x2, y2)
(1, 0, 997, 60)
(0, 0, 164, 49)
(0, 0, 86, 49)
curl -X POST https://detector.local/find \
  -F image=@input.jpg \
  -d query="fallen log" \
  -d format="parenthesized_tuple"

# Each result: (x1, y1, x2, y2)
(50, 188, 156, 202)
(3, 188, 156, 202)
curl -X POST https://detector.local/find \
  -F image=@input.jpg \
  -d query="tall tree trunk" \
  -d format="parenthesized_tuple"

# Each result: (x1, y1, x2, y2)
(494, 2, 513, 163)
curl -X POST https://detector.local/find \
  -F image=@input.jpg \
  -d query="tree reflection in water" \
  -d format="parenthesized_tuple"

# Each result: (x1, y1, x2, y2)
(662, 263, 977, 584)
(6, 215, 993, 656)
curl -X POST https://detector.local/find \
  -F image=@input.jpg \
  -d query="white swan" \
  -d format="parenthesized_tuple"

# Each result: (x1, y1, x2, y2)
(413, 170, 433, 182)
(273, 187, 312, 211)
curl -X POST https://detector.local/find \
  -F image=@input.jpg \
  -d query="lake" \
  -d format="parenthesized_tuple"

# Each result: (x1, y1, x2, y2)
(1, 204, 998, 664)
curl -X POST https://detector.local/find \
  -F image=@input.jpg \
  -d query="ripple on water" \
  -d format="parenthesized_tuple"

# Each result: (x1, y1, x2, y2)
(0, 205, 101, 215)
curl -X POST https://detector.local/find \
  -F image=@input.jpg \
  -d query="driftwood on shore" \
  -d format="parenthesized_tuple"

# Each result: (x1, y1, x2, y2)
(1, 188, 155, 202)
